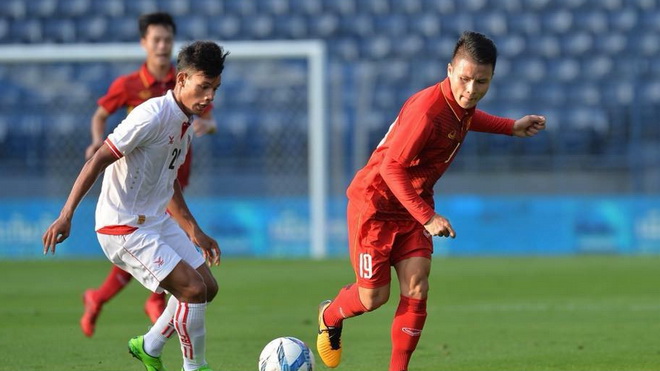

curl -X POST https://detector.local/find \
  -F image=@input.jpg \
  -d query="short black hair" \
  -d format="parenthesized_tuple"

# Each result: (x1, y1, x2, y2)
(177, 41, 230, 78)
(138, 12, 176, 38)
(452, 31, 498, 72)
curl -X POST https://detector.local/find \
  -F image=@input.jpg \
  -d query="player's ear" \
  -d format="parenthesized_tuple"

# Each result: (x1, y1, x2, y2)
(447, 63, 453, 77)
(176, 71, 188, 86)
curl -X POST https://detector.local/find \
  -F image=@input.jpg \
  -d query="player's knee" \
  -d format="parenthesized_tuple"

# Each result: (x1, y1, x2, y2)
(361, 289, 389, 311)
(205, 277, 219, 302)
(405, 278, 429, 299)
(178, 279, 208, 303)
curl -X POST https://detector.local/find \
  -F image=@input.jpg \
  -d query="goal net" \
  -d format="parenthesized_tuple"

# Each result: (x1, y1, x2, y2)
(0, 40, 329, 258)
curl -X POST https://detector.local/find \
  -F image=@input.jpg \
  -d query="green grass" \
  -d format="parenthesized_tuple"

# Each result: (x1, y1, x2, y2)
(2, 256, 660, 370)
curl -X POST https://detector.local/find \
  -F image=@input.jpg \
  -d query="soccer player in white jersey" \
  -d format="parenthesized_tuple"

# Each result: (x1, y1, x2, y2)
(42, 41, 229, 371)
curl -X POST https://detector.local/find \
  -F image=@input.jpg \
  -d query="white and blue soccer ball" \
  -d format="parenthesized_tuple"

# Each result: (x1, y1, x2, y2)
(258, 336, 315, 371)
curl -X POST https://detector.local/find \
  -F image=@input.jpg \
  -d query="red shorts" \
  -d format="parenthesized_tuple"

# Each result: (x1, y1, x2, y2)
(347, 200, 433, 289)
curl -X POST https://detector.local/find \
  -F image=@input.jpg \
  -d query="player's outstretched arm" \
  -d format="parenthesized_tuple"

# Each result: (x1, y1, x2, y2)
(167, 181, 221, 266)
(512, 115, 546, 138)
(42, 144, 118, 255)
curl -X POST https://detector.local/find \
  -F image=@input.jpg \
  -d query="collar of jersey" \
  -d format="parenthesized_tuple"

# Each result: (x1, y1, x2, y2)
(139, 63, 176, 88)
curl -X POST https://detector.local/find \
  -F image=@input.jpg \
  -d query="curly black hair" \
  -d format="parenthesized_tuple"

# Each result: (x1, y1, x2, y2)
(177, 41, 230, 78)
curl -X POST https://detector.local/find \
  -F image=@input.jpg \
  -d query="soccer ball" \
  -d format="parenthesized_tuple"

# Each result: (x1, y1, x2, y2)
(258, 336, 316, 371)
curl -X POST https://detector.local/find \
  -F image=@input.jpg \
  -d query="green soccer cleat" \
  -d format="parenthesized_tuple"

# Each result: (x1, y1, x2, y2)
(128, 336, 167, 371)
(181, 366, 213, 371)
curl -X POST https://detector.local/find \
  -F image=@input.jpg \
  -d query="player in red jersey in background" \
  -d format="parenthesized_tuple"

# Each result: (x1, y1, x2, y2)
(316, 31, 547, 371)
(81, 12, 217, 338)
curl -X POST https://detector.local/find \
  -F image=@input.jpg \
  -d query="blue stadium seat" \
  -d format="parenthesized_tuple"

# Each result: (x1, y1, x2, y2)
(108, 17, 139, 42)
(76, 17, 108, 42)
(422, 0, 456, 13)
(561, 32, 593, 56)
(273, 14, 307, 39)
(634, 32, 660, 57)
(526, 35, 561, 58)
(546, 58, 580, 82)
(582, 55, 614, 80)
(542, 10, 574, 33)
(309, 14, 339, 38)
(411, 13, 440, 37)
(10, 18, 42, 43)
(0, 18, 9, 42)
(0, 0, 27, 19)
(478, 12, 508, 36)
(333, 38, 360, 61)
(208, 15, 241, 39)
(574, 10, 608, 33)
(374, 14, 408, 37)
(260, 0, 290, 15)
(124, 0, 158, 16)
(338, 14, 375, 37)
(33, 0, 57, 17)
(57, 0, 90, 17)
(176, 15, 208, 40)
(91, 0, 124, 17)
(495, 34, 525, 58)
(594, 33, 627, 55)
(247, 15, 275, 39)
(288, 0, 322, 15)
(156, 0, 190, 16)
(506, 13, 541, 36)
(43, 19, 77, 43)
(196, 0, 222, 16)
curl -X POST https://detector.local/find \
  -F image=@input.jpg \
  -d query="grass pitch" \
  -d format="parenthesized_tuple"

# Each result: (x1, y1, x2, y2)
(2, 256, 660, 370)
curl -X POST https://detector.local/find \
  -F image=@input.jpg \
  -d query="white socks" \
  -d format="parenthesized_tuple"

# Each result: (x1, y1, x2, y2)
(144, 295, 178, 356)
(175, 301, 208, 370)
(142, 296, 209, 370)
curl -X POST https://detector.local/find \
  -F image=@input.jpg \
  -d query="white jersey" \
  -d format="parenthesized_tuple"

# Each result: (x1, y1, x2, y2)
(95, 90, 192, 232)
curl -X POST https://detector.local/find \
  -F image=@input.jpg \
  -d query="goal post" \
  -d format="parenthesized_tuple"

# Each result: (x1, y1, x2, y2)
(0, 40, 329, 259)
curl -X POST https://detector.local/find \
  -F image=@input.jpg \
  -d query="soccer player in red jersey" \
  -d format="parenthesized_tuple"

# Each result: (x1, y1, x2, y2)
(81, 12, 217, 338)
(316, 31, 547, 371)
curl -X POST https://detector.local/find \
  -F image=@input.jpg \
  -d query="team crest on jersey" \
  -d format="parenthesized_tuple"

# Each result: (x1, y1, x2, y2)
(168, 135, 174, 144)
(447, 130, 457, 140)
(138, 90, 151, 100)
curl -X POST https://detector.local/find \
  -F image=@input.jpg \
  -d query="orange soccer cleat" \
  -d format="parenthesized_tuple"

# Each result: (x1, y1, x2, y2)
(316, 300, 343, 368)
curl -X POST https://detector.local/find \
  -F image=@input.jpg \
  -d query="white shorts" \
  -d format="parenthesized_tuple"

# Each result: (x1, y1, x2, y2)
(96, 216, 205, 293)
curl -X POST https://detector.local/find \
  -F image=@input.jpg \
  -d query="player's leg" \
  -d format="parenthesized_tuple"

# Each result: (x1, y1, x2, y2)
(155, 217, 217, 371)
(81, 264, 133, 337)
(389, 225, 433, 371)
(317, 202, 395, 368)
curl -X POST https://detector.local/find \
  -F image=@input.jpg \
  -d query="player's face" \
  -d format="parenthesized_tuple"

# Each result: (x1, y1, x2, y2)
(447, 57, 493, 109)
(141, 24, 174, 67)
(177, 71, 222, 116)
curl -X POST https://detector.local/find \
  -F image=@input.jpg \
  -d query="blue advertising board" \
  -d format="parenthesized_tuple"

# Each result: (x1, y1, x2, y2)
(1, 196, 660, 259)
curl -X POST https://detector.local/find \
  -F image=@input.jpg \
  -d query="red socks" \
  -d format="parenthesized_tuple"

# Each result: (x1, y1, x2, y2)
(95, 265, 132, 303)
(390, 295, 427, 371)
(323, 284, 368, 327)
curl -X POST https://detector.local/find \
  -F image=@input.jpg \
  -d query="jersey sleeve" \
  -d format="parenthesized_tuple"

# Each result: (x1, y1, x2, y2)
(97, 76, 128, 115)
(471, 109, 515, 135)
(106, 105, 157, 157)
(380, 99, 436, 224)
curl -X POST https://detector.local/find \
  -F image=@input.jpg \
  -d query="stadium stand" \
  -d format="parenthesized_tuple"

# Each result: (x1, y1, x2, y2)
(0, 0, 658, 194)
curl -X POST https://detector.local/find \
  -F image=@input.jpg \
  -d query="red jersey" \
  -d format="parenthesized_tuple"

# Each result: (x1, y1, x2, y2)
(97, 63, 194, 189)
(346, 77, 514, 224)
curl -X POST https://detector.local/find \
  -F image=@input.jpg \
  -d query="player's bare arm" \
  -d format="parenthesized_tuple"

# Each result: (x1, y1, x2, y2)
(512, 115, 546, 137)
(85, 106, 111, 160)
(42, 145, 119, 254)
(167, 180, 221, 266)
(423, 214, 456, 238)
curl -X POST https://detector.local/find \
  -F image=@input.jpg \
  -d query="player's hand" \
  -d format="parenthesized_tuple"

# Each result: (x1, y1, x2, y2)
(512, 115, 546, 137)
(42, 217, 71, 255)
(191, 229, 221, 267)
(85, 141, 103, 160)
(424, 214, 456, 238)
(192, 118, 217, 137)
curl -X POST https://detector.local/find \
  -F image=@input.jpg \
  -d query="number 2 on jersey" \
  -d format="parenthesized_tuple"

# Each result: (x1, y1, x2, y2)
(169, 148, 181, 169)
(359, 253, 373, 279)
